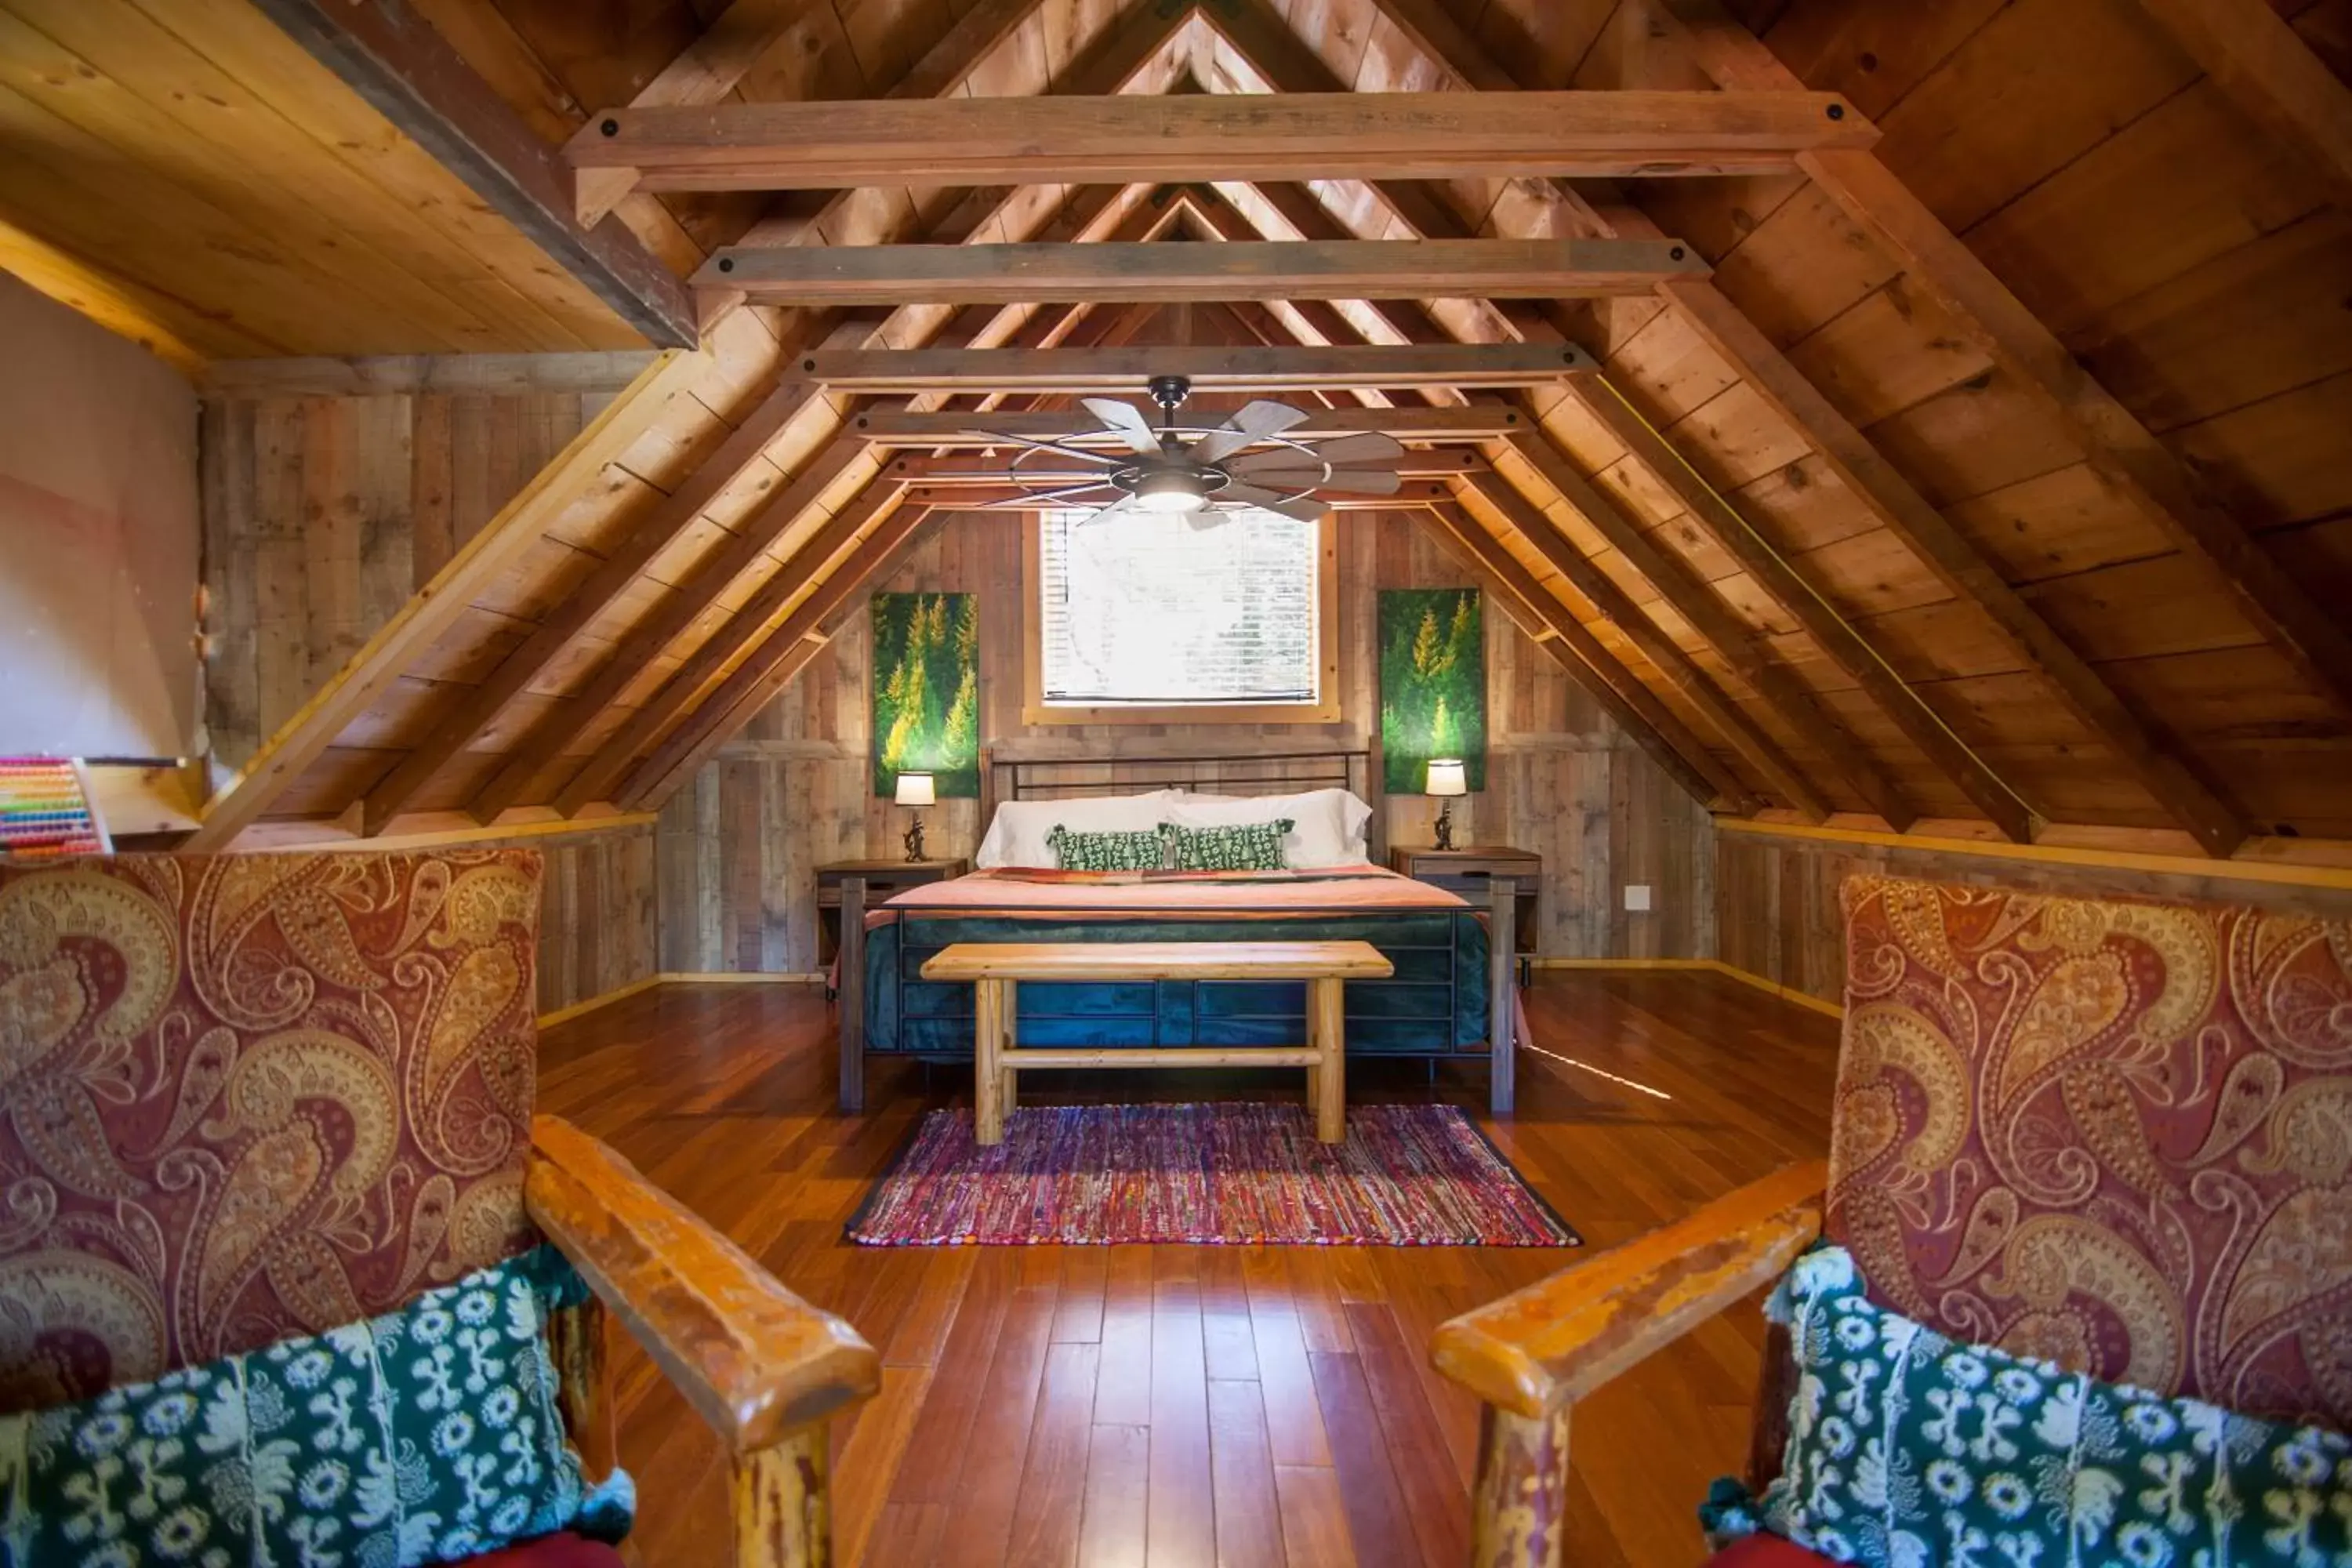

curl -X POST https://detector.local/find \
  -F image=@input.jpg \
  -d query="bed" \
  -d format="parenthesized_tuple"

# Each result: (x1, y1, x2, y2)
(834, 750, 1523, 1114)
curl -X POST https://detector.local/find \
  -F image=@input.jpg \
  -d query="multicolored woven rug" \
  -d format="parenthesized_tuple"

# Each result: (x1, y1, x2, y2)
(846, 1102, 1577, 1247)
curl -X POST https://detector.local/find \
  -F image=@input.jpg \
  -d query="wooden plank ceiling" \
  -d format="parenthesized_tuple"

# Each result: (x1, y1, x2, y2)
(95, 0, 2351, 856)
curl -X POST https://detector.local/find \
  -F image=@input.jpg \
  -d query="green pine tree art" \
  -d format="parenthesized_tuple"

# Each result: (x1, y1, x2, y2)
(1377, 587, 1486, 795)
(871, 592, 980, 797)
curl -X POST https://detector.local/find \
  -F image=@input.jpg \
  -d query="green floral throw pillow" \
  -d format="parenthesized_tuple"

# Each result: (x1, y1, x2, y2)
(1046, 823, 1167, 871)
(0, 1245, 632, 1568)
(1163, 819, 1293, 872)
(1705, 1243, 2351, 1567)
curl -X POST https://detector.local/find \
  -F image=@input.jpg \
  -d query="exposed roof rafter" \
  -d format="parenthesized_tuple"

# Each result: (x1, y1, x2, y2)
(247, 0, 698, 346)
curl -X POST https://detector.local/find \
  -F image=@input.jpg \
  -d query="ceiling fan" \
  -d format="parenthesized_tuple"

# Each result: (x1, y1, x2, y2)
(959, 375, 1407, 528)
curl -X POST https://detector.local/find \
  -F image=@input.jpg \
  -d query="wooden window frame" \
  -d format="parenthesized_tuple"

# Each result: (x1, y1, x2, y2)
(1021, 510, 1342, 727)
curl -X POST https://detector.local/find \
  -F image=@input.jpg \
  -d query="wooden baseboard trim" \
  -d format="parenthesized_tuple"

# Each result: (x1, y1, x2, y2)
(533, 970, 826, 1029)
(1529, 956, 1846, 1019)
(535, 974, 662, 1029)
(1718, 816, 2352, 891)
(1697, 960, 1845, 1019)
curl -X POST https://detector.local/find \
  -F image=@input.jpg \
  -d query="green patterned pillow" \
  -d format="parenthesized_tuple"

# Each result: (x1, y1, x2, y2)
(1705, 1243, 2352, 1567)
(1046, 823, 1167, 871)
(1163, 819, 1294, 872)
(0, 1244, 632, 1567)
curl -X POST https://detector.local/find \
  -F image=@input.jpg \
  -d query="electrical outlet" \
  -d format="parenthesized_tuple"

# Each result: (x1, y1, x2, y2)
(1624, 884, 1653, 912)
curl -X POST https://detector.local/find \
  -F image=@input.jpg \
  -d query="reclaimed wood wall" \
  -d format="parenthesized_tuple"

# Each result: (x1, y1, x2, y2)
(1716, 828, 2352, 1005)
(196, 383, 655, 1013)
(655, 509, 1715, 973)
(536, 820, 659, 1015)
(198, 387, 600, 771)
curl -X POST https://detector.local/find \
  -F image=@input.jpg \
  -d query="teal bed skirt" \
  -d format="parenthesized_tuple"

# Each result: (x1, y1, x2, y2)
(861, 909, 1492, 1058)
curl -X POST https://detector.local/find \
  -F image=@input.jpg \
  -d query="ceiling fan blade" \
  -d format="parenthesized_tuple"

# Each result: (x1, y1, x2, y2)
(1219, 483, 1336, 517)
(1315, 468, 1403, 495)
(1080, 397, 1163, 456)
(1226, 431, 1409, 476)
(1185, 508, 1230, 532)
(1073, 492, 1142, 528)
(1306, 430, 1406, 466)
(1189, 400, 1310, 463)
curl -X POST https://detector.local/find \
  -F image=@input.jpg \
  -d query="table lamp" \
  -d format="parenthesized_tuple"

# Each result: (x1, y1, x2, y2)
(895, 771, 935, 862)
(1425, 757, 1466, 851)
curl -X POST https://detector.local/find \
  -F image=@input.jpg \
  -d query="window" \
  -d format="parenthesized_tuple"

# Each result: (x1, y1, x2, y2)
(1025, 507, 1339, 724)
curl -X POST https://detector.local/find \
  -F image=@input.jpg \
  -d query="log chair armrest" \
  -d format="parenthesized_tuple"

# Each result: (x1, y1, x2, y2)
(1432, 1160, 1828, 1419)
(526, 1114, 882, 1457)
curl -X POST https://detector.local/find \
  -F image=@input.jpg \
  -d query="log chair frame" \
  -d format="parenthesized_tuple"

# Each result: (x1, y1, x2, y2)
(1429, 1159, 1831, 1566)
(528, 1115, 882, 1567)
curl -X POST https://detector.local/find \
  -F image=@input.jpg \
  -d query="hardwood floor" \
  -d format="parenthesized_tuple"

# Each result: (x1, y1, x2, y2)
(535, 971, 1841, 1567)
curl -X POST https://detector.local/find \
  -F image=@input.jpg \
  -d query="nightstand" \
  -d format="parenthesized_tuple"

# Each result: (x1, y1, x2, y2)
(1388, 845, 1541, 985)
(816, 858, 970, 972)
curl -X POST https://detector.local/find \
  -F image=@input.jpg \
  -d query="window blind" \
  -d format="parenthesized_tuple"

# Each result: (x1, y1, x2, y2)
(1037, 508, 1320, 706)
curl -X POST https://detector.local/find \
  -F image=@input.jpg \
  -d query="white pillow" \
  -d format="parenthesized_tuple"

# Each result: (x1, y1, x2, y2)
(1162, 788, 1372, 869)
(976, 789, 1185, 869)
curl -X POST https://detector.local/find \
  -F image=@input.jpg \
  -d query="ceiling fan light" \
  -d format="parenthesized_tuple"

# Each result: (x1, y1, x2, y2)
(1134, 471, 1205, 513)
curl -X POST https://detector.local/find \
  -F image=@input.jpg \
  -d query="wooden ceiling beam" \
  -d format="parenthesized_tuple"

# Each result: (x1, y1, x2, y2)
(563, 478, 919, 813)
(432, 177, 1155, 823)
(246, 0, 697, 347)
(481, 428, 891, 822)
(1561, 377, 2039, 844)
(1661, 272, 2245, 856)
(851, 407, 1537, 443)
(1795, 147, 2352, 728)
(2130, 0, 2352, 205)
(1192, 0, 1497, 245)
(627, 0, 839, 107)
(786, 343, 1595, 393)
(695, 237, 1703, 304)
(725, 0, 1187, 250)
(1419, 501, 1759, 815)
(612, 490, 935, 809)
(1501, 425, 1916, 831)
(390, 180, 1122, 827)
(898, 482, 1459, 510)
(1321, 5, 2053, 844)
(877, 451, 1489, 483)
(1174, 172, 1903, 822)
(566, 91, 1875, 212)
(185, 349, 702, 848)
(1456, 467, 1832, 822)
(1646, 0, 2312, 851)
(360, 321, 874, 834)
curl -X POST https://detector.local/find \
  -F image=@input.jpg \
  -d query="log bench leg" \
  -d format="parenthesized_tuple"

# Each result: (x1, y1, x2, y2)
(975, 978, 1005, 1145)
(998, 978, 1018, 1124)
(1310, 976, 1345, 1143)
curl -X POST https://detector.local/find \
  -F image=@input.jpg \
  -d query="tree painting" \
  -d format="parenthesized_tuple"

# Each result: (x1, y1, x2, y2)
(1378, 588, 1486, 795)
(871, 592, 979, 797)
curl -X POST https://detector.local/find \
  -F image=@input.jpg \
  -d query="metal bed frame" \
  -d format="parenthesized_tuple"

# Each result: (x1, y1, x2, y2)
(835, 746, 1518, 1114)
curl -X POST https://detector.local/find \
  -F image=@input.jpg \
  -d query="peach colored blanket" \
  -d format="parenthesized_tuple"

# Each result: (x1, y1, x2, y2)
(862, 863, 1471, 926)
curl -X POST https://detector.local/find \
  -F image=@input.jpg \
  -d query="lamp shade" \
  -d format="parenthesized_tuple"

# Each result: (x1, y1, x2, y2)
(894, 771, 936, 807)
(1425, 758, 1468, 797)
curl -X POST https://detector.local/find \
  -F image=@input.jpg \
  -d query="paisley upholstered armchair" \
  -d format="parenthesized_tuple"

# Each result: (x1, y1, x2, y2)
(0, 849, 877, 1567)
(1432, 873, 2352, 1566)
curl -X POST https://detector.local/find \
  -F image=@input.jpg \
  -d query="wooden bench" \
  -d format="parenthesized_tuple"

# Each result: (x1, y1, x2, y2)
(918, 940, 1396, 1145)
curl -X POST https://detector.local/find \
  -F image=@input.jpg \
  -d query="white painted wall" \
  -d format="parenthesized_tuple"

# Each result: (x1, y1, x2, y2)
(0, 271, 201, 758)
